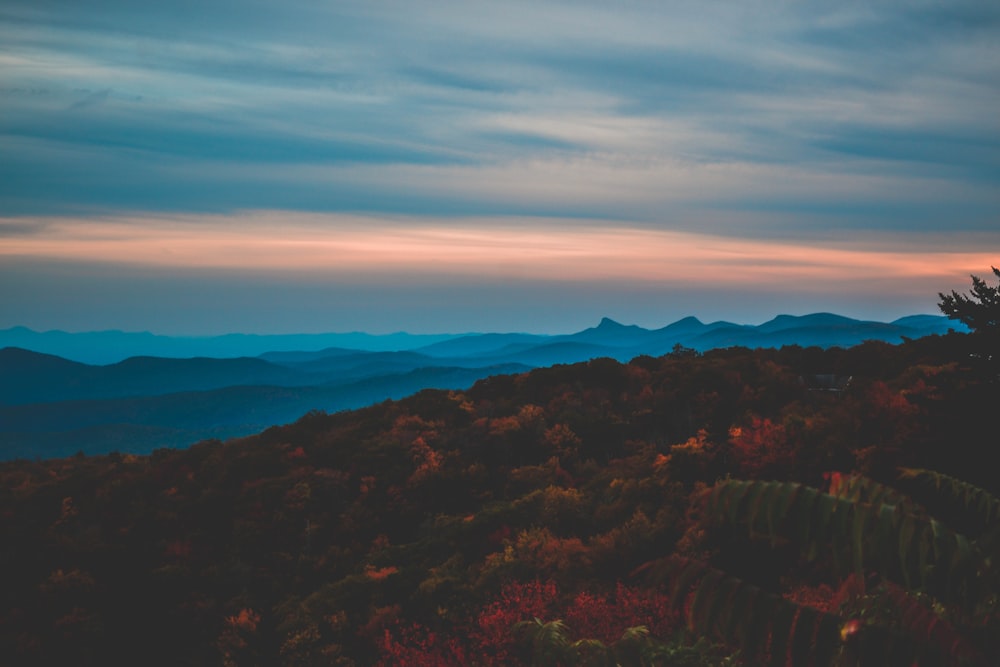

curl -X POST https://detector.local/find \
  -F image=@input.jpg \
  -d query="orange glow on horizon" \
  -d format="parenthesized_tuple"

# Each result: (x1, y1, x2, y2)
(1, 212, 994, 293)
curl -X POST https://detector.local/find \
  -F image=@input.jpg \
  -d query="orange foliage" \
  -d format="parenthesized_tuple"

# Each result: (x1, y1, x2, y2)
(784, 582, 836, 613)
(408, 435, 443, 485)
(729, 416, 796, 478)
(225, 607, 260, 633)
(543, 423, 581, 451)
(359, 475, 376, 495)
(488, 415, 521, 436)
(867, 381, 918, 417)
(513, 527, 588, 574)
(57, 496, 77, 524)
(365, 565, 399, 581)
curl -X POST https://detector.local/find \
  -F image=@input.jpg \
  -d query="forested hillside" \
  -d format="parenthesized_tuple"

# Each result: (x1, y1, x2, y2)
(0, 313, 964, 459)
(1, 333, 997, 665)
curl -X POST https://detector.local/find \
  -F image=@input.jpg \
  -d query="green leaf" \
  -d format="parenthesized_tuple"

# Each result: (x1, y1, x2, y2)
(669, 559, 708, 610)
(898, 513, 917, 589)
(789, 607, 820, 666)
(690, 569, 726, 635)
(852, 502, 869, 580)
(812, 614, 844, 667)
(768, 483, 801, 547)
(767, 603, 795, 667)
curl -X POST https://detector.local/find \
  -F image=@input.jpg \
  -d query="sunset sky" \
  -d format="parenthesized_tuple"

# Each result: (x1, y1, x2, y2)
(2, 1, 998, 335)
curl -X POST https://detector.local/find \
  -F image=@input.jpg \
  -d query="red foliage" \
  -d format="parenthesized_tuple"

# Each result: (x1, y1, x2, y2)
(784, 582, 836, 613)
(729, 416, 796, 478)
(473, 579, 559, 660)
(285, 445, 307, 461)
(867, 381, 918, 418)
(563, 583, 678, 644)
(376, 623, 469, 667)
(376, 580, 680, 665)
(487, 524, 511, 545)
(364, 565, 399, 581)
(376, 579, 559, 665)
(225, 608, 260, 633)
(164, 539, 192, 559)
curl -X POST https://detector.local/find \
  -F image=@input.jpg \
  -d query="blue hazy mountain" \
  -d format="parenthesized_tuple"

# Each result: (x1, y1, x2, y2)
(413, 332, 551, 358)
(557, 317, 654, 347)
(472, 341, 632, 366)
(0, 347, 315, 405)
(0, 313, 966, 459)
(0, 363, 529, 460)
(891, 314, 965, 334)
(0, 326, 462, 365)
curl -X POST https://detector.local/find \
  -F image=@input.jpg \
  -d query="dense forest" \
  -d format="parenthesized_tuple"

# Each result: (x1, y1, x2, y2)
(2, 329, 998, 665)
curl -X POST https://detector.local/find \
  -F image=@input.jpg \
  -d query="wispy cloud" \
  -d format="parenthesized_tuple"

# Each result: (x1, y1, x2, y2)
(2, 212, 992, 287)
(0, 1, 996, 332)
(1, 1, 997, 227)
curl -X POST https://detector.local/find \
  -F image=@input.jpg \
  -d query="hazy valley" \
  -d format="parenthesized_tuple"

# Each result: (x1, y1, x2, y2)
(0, 313, 963, 459)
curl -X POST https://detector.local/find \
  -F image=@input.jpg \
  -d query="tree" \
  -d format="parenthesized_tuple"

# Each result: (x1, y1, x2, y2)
(938, 267, 1000, 363)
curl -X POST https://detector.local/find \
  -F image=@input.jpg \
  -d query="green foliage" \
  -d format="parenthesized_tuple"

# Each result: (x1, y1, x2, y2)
(515, 617, 737, 667)
(641, 556, 844, 666)
(655, 472, 999, 666)
(704, 478, 989, 604)
(897, 468, 1000, 537)
(828, 472, 924, 515)
(836, 579, 981, 667)
(515, 618, 574, 666)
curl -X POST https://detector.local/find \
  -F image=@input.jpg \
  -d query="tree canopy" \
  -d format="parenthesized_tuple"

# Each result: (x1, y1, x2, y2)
(938, 266, 1000, 335)
(938, 266, 1000, 370)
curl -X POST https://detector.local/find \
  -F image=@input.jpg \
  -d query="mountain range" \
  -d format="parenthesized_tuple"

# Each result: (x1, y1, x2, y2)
(0, 313, 965, 459)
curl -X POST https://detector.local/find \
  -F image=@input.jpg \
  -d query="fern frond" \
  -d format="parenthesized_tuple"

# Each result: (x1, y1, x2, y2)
(828, 472, 926, 516)
(882, 582, 981, 666)
(898, 468, 1000, 538)
(703, 480, 984, 607)
(644, 556, 983, 667)
(644, 556, 843, 666)
(515, 617, 574, 666)
(618, 625, 649, 644)
(833, 578, 987, 667)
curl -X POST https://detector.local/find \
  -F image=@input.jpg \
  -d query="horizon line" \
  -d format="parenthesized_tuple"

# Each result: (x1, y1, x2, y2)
(0, 310, 953, 339)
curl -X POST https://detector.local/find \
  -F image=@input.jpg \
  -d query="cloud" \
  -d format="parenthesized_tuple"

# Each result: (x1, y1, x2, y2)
(2, 211, 993, 284)
(67, 87, 111, 111)
(0, 0, 996, 226)
(0, 1, 997, 333)
(1, 210, 992, 335)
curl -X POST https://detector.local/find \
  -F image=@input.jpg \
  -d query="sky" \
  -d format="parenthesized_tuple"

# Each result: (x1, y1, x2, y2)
(1, 1, 998, 335)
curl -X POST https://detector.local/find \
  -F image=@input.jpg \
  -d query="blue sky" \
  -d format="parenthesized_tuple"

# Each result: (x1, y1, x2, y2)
(1, 1, 998, 334)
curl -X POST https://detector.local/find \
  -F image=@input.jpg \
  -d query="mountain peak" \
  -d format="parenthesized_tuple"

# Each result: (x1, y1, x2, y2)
(596, 317, 627, 329)
(655, 316, 708, 334)
(758, 312, 858, 332)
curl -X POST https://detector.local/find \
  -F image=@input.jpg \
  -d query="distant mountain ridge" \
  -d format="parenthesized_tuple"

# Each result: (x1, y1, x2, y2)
(411, 312, 964, 360)
(0, 313, 965, 364)
(0, 313, 967, 459)
(0, 326, 459, 365)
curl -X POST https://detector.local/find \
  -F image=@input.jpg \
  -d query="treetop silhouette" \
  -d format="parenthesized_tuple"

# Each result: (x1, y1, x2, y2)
(938, 266, 1000, 336)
